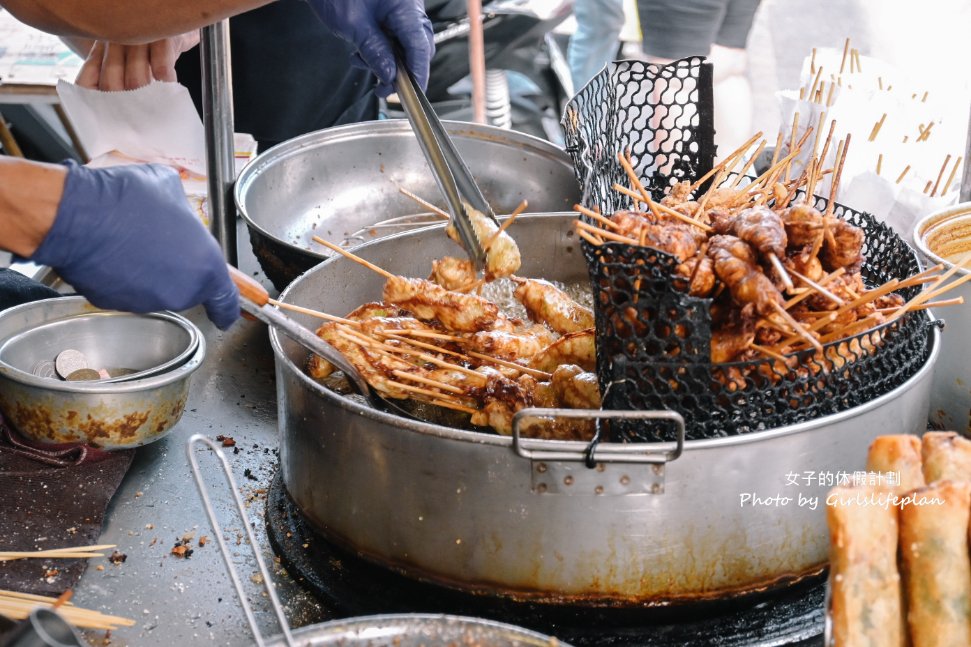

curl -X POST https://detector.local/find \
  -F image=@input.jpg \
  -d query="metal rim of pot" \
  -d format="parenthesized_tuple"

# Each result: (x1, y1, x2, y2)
(233, 118, 579, 265)
(273, 217, 940, 454)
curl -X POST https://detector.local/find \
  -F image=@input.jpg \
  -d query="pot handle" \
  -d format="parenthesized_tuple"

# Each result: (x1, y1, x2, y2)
(510, 408, 684, 464)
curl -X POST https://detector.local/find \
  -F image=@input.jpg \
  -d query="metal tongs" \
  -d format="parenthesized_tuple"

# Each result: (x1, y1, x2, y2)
(395, 59, 500, 271)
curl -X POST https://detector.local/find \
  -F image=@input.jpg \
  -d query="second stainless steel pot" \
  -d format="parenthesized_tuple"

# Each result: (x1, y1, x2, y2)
(234, 120, 581, 291)
(271, 214, 938, 604)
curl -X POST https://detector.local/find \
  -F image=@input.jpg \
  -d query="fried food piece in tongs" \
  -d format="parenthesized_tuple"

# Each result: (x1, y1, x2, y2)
(446, 205, 521, 279)
(512, 277, 594, 334)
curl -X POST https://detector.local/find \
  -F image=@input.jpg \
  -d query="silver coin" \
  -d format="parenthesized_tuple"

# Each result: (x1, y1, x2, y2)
(55, 349, 88, 379)
(31, 360, 57, 379)
(66, 368, 101, 381)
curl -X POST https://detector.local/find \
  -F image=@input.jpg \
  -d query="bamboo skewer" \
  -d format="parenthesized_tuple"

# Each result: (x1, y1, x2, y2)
(467, 351, 551, 379)
(390, 369, 467, 395)
(267, 299, 356, 325)
(839, 38, 851, 75)
(386, 330, 552, 380)
(485, 200, 527, 251)
(397, 186, 449, 219)
(825, 135, 850, 217)
(785, 268, 846, 309)
(430, 398, 478, 415)
(652, 201, 713, 232)
(786, 267, 844, 305)
(380, 332, 470, 361)
(917, 121, 935, 142)
(576, 228, 604, 246)
(729, 141, 766, 188)
(312, 236, 394, 279)
(877, 297, 963, 314)
(689, 131, 763, 191)
(768, 254, 795, 292)
(930, 154, 952, 197)
(0, 589, 135, 630)
(896, 165, 911, 184)
(749, 342, 790, 363)
(868, 113, 887, 142)
(338, 328, 486, 383)
(770, 300, 823, 351)
(897, 264, 945, 287)
(575, 220, 638, 245)
(0, 545, 117, 562)
(575, 203, 619, 230)
(942, 157, 963, 195)
(616, 151, 652, 205)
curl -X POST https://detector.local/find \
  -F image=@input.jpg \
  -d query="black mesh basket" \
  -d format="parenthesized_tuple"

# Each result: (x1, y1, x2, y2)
(560, 58, 934, 442)
(563, 56, 716, 210)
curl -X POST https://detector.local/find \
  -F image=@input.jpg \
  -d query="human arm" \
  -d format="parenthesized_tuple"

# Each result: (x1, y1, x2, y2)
(0, 158, 239, 329)
(2, 0, 270, 44)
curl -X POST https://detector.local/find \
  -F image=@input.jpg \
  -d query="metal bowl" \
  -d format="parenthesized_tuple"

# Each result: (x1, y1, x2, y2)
(234, 119, 582, 291)
(268, 614, 566, 646)
(0, 296, 205, 449)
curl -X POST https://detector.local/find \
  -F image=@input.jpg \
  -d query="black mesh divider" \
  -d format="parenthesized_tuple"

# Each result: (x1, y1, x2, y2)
(584, 195, 931, 442)
(560, 58, 932, 442)
(562, 56, 716, 210)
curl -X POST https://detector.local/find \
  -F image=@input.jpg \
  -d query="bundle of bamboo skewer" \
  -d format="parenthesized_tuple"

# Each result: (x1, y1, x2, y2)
(0, 589, 135, 631)
(0, 544, 116, 562)
(573, 123, 965, 368)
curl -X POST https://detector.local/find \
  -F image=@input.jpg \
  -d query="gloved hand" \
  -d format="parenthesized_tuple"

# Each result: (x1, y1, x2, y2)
(30, 161, 239, 329)
(306, 0, 434, 97)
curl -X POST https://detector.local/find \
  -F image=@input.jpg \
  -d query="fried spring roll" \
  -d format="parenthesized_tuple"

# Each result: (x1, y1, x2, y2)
(866, 435, 925, 491)
(827, 486, 905, 647)
(900, 480, 971, 646)
(921, 431, 971, 484)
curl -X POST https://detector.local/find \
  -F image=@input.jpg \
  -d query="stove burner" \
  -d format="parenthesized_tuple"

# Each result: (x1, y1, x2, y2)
(266, 471, 824, 646)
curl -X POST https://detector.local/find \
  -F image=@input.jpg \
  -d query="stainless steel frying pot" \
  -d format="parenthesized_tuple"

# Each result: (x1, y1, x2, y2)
(234, 120, 581, 290)
(271, 214, 938, 604)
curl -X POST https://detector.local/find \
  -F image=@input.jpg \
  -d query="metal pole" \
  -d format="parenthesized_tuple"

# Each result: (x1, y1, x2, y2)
(961, 102, 971, 203)
(200, 21, 238, 266)
(467, 0, 487, 124)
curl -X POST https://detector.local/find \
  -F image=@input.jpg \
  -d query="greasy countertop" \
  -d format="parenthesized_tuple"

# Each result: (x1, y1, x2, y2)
(69, 228, 331, 646)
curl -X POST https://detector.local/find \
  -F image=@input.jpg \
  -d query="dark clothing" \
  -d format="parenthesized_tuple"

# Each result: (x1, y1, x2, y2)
(176, 0, 379, 150)
(637, 0, 760, 59)
(0, 268, 60, 312)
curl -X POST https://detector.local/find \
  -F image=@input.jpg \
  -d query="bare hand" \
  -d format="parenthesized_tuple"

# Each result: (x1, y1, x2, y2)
(75, 32, 200, 91)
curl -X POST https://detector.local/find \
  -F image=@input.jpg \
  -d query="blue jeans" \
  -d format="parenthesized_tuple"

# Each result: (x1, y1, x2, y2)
(568, 0, 626, 90)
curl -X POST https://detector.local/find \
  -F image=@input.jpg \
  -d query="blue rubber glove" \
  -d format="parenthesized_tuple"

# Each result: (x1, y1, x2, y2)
(307, 0, 434, 97)
(30, 161, 240, 330)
